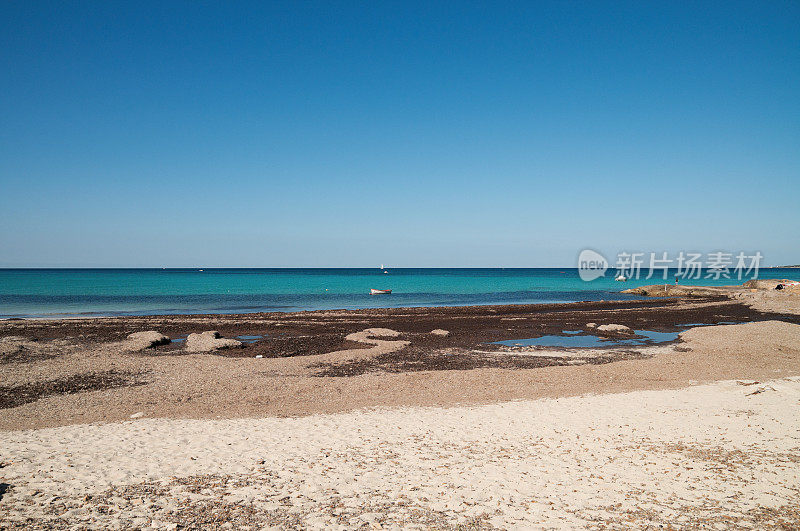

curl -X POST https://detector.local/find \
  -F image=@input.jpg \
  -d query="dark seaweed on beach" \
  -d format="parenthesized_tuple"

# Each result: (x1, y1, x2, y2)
(0, 370, 149, 409)
(311, 348, 651, 377)
(230, 333, 366, 359)
(0, 342, 59, 365)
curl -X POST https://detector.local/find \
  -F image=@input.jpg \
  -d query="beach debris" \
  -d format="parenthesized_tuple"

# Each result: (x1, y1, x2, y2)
(0, 370, 149, 409)
(255, 355, 264, 359)
(596, 324, 634, 336)
(0, 336, 39, 359)
(130, 412, 144, 419)
(1, 336, 29, 342)
(736, 380, 760, 386)
(430, 329, 450, 337)
(746, 385, 776, 397)
(743, 278, 799, 290)
(125, 331, 170, 351)
(0, 336, 37, 352)
(586, 323, 598, 329)
(186, 331, 243, 353)
(771, 280, 800, 293)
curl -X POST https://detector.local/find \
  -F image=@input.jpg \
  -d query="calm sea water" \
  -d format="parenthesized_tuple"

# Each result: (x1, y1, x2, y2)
(1, 268, 799, 318)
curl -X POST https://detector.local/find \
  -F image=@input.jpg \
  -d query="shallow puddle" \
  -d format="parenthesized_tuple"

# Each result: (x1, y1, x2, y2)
(168, 334, 264, 344)
(494, 329, 681, 348)
(679, 322, 736, 327)
(235, 335, 264, 343)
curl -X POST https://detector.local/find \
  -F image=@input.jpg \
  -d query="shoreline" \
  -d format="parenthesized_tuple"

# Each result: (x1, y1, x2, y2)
(6, 267, 800, 320)
(0, 295, 656, 321)
(0, 292, 654, 321)
(2, 288, 800, 431)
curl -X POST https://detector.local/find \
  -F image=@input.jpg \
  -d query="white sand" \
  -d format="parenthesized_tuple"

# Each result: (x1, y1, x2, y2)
(2, 378, 799, 528)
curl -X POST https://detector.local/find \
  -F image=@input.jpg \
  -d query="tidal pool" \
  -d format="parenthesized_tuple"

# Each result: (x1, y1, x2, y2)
(493, 329, 681, 348)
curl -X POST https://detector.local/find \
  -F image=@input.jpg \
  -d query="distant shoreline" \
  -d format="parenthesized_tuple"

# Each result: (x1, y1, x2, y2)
(5, 268, 800, 319)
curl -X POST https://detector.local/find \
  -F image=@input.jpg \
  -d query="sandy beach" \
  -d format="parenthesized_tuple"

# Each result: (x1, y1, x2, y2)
(2, 284, 800, 528)
(2, 376, 799, 529)
(5, 1, 798, 527)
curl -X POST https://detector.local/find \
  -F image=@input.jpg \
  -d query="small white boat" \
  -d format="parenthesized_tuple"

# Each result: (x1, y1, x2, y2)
(615, 275, 627, 282)
(370, 289, 392, 295)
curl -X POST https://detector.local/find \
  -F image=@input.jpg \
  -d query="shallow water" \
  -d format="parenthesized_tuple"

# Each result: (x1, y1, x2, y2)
(494, 329, 682, 348)
(2, 268, 798, 318)
(679, 322, 737, 327)
(235, 335, 264, 343)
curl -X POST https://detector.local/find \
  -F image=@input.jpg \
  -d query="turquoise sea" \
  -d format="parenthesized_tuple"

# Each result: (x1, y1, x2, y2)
(1, 268, 799, 318)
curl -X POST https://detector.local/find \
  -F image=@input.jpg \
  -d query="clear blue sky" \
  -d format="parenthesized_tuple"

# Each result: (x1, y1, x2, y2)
(1, 1, 798, 267)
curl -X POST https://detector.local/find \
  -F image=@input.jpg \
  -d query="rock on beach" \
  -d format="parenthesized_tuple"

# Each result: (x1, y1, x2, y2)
(595, 324, 634, 335)
(125, 331, 170, 350)
(186, 331, 243, 352)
